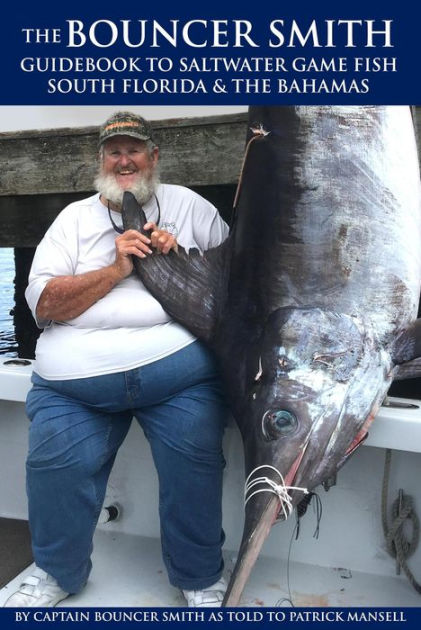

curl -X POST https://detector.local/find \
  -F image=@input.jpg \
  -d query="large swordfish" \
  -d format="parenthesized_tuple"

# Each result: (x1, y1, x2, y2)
(122, 106, 421, 606)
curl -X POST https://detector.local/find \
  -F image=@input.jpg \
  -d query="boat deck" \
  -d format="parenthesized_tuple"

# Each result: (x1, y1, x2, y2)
(1, 359, 421, 608)
(1, 530, 420, 608)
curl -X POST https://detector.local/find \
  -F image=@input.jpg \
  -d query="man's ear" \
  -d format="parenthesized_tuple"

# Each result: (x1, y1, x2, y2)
(151, 146, 159, 164)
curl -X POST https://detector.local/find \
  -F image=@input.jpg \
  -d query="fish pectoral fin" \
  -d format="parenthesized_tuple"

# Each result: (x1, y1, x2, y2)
(122, 190, 230, 344)
(392, 319, 421, 380)
(133, 241, 230, 343)
(392, 318, 421, 365)
(393, 357, 421, 381)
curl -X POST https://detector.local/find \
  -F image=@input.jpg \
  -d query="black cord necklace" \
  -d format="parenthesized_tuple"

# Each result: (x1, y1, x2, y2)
(107, 194, 161, 234)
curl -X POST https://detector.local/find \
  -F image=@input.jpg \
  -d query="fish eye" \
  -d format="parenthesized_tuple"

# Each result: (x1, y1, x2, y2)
(262, 409, 298, 441)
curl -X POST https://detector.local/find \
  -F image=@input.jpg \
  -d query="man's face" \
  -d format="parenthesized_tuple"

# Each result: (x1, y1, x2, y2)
(101, 135, 158, 191)
(96, 135, 160, 207)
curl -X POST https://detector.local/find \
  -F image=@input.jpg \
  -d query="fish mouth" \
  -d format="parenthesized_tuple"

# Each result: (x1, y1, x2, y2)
(223, 391, 381, 606)
(223, 447, 308, 607)
(345, 428, 369, 456)
(222, 403, 369, 606)
(335, 427, 369, 470)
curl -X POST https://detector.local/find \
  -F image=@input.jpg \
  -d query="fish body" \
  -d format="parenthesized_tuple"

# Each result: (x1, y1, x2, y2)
(122, 106, 421, 605)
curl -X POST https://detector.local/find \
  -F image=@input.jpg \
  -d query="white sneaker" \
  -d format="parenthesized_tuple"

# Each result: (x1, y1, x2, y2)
(182, 577, 227, 607)
(3, 567, 69, 607)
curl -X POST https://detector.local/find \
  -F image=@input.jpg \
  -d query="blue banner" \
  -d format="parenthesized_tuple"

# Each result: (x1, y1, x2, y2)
(0, 0, 419, 104)
(0, 607, 420, 628)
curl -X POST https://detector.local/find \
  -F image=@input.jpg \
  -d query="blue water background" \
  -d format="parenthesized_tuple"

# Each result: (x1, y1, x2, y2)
(0, 248, 18, 356)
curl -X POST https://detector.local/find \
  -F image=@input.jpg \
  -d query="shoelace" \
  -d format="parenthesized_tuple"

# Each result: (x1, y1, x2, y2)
(18, 574, 43, 593)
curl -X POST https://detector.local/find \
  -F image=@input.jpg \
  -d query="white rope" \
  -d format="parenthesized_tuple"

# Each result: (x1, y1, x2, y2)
(245, 465, 309, 521)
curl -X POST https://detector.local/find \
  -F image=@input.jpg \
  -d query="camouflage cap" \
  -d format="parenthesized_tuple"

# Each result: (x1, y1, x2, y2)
(99, 111, 154, 146)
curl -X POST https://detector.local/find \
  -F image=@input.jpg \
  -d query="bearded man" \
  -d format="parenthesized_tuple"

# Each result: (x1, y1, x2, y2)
(4, 112, 229, 608)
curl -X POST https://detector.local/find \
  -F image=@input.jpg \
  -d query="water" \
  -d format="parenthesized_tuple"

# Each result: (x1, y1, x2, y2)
(0, 248, 18, 356)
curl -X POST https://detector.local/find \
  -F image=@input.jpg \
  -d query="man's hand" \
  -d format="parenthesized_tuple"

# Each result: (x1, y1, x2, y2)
(144, 222, 178, 254)
(113, 229, 153, 278)
(113, 224, 178, 280)
(36, 227, 176, 323)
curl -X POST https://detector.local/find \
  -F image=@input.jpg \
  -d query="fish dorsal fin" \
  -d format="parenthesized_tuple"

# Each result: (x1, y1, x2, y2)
(122, 191, 230, 344)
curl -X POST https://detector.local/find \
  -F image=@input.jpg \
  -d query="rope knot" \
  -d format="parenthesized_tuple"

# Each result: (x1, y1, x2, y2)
(382, 449, 421, 594)
(387, 491, 419, 561)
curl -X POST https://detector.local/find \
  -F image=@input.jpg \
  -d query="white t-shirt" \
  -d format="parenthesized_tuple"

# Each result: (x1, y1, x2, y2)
(25, 186, 229, 380)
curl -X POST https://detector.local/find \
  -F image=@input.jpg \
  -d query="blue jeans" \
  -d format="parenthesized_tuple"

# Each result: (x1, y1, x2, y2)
(25, 341, 227, 594)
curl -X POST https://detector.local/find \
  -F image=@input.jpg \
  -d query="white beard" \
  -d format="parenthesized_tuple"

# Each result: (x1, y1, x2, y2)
(94, 168, 160, 207)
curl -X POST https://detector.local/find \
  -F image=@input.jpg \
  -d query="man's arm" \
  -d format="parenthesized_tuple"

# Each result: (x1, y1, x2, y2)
(36, 265, 126, 321)
(36, 226, 178, 322)
(36, 229, 152, 322)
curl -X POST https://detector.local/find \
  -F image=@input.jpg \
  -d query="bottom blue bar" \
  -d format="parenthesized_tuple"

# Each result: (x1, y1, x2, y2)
(0, 608, 420, 629)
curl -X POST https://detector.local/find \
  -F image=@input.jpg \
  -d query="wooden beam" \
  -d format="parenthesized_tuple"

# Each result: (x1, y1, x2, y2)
(0, 185, 237, 248)
(1, 107, 419, 199)
(1, 107, 420, 247)
(0, 113, 248, 197)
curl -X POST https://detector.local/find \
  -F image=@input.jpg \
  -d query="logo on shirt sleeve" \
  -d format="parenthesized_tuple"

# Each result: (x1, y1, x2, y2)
(160, 222, 179, 237)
